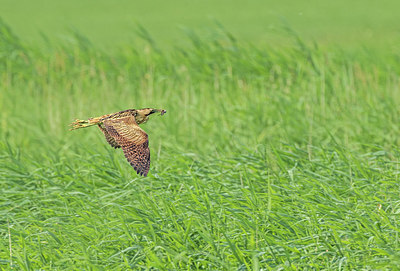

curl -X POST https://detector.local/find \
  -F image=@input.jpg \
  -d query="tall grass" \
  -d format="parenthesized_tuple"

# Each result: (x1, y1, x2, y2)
(1, 19, 400, 269)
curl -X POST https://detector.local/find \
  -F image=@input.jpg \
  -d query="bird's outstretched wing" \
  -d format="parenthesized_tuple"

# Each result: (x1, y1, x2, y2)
(103, 116, 150, 176)
(98, 124, 121, 149)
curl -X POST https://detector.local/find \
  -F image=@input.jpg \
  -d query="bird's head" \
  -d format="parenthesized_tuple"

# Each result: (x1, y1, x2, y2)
(135, 108, 166, 124)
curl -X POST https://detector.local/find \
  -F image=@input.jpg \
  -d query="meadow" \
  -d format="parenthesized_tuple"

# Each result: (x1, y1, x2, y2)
(1, 3, 400, 269)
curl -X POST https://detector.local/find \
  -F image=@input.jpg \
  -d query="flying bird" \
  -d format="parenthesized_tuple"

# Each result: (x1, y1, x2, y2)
(70, 108, 166, 176)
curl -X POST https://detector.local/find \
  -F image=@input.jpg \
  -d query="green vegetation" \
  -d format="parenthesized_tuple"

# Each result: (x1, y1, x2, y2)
(1, 10, 400, 270)
(2, 0, 400, 49)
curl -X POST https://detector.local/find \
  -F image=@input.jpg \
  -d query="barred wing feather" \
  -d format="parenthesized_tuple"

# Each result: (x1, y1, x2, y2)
(103, 116, 150, 176)
(98, 123, 121, 149)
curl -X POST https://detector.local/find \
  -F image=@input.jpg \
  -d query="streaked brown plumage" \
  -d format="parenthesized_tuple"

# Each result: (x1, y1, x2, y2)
(70, 108, 166, 176)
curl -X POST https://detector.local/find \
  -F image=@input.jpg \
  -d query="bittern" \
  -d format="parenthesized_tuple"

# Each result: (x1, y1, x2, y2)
(70, 108, 166, 176)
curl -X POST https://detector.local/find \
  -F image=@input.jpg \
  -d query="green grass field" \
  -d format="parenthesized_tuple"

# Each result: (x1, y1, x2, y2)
(2, 0, 400, 49)
(1, 1, 400, 269)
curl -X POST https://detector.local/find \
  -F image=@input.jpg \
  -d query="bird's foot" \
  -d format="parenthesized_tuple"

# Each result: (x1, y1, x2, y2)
(69, 119, 90, 130)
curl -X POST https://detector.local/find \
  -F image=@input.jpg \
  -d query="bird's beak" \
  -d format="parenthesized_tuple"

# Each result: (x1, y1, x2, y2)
(157, 109, 166, 116)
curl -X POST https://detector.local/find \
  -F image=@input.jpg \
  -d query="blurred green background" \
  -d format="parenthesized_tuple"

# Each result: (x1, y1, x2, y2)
(1, 0, 400, 49)
(2, 1, 400, 269)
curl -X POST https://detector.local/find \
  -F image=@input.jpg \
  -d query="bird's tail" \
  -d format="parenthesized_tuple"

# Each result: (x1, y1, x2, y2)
(69, 118, 101, 130)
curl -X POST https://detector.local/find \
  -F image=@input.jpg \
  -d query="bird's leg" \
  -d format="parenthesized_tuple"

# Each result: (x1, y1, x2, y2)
(69, 117, 102, 130)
